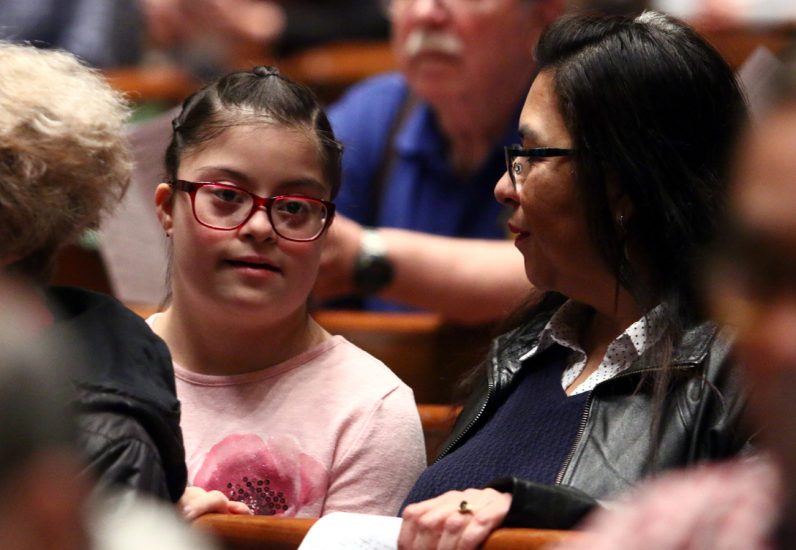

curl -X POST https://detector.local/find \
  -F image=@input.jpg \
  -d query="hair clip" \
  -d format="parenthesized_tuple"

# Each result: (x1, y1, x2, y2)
(253, 66, 280, 78)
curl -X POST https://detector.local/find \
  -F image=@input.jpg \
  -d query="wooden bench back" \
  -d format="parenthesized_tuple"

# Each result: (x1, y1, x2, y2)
(313, 310, 491, 404)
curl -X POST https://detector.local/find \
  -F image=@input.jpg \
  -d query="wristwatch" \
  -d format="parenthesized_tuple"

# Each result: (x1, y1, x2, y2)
(353, 228, 394, 295)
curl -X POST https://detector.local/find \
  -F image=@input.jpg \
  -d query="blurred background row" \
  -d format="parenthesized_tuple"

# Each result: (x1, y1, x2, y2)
(2, 0, 794, 340)
(0, 0, 793, 108)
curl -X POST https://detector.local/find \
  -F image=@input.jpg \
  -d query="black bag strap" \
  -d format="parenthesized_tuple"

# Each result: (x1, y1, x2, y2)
(366, 93, 419, 226)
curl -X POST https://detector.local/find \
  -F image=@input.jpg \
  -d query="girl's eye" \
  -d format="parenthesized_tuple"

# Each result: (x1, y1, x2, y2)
(276, 199, 311, 215)
(210, 187, 246, 203)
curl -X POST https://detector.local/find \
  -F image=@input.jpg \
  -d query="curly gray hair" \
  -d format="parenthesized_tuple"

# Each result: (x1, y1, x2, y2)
(0, 42, 131, 281)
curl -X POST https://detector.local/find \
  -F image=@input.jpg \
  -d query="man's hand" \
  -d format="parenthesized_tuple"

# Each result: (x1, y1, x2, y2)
(314, 214, 365, 301)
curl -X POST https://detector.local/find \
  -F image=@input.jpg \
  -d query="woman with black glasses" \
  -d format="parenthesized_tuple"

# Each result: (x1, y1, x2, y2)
(148, 66, 425, 520)
(399, 12, 750, 549)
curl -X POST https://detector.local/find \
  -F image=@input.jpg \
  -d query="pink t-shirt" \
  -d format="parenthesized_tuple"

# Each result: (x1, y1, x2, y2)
(150, 317, 425, 518)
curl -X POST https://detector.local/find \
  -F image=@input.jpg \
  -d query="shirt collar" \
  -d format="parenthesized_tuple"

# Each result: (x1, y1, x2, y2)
(522, 300, 668, 364)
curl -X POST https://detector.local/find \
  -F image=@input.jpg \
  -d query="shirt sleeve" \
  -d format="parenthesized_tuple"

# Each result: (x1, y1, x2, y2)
(322, 384, 426, 516)
(78, 411, 174, 502)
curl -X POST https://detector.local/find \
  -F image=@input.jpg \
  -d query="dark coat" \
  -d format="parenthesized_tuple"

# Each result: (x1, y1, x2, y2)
(437, 302, 748, 529)
(46, 287, 186, 503)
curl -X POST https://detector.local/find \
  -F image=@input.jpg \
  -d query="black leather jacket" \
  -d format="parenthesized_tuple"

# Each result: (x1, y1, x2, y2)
(436, 303, 749, 529)
(46, 287, 187, 503)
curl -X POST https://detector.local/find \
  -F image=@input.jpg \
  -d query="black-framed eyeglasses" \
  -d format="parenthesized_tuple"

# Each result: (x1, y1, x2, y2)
(171, 180, 335, 242)
(504, 144, 574, 188)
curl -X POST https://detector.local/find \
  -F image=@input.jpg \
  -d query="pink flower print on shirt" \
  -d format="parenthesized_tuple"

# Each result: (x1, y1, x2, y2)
(193, 433, 328, 516)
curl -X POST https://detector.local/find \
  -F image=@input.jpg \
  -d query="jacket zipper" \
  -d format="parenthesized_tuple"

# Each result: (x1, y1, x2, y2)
(434, 361, 497, 463)
(553, 363, 694, 485)
(554, 392, 594, 485)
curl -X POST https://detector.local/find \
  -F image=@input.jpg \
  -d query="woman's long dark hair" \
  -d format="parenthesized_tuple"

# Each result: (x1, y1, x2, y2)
(536, 11, 746, 325)
(461, 12, 747, 463)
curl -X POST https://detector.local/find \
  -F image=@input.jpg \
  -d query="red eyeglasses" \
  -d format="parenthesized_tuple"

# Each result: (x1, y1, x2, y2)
(171, 180, 335, 242)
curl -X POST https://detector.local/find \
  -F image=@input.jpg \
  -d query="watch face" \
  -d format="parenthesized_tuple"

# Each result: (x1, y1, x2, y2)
(354, 255, 394, 295)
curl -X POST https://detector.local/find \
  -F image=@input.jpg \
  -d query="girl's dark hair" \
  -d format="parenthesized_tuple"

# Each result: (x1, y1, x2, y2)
(165, 66, 343, 198)
(535, 11, 747, 327)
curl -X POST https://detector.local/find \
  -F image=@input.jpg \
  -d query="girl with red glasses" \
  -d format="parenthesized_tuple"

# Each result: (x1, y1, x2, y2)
(149, 66, 425, 520)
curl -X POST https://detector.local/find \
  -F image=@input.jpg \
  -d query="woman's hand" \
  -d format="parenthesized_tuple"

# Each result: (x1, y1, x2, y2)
(178, 486, 253, 521)
(398, 488, 512, 550)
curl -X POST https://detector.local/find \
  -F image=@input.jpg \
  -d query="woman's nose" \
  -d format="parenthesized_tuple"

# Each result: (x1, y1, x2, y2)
(494, 171, 518, 207)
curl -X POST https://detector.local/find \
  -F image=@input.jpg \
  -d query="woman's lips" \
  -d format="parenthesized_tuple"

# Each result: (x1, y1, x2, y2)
(507, 223, 530, 243)
(225, 258, 281, 273)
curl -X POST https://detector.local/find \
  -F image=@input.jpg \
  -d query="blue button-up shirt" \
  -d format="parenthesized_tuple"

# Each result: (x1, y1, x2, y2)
(328, 72, 521, 239)
(328, 73, 523, 311)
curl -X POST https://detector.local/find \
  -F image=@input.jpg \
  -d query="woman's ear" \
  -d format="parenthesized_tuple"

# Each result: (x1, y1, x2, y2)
(154, 183, 175, 236)
(605, 177, 634, 229)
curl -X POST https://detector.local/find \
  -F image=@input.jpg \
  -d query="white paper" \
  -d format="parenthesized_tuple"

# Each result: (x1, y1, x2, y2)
(99, 109, 176, 305)
(298, 512, 401, 550)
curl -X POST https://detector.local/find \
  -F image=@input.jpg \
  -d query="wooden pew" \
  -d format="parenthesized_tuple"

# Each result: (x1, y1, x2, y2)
(280, 41, 395, 102)
(195, 514, 578, 550)
(313, 310, 491, 404)
(102, 40, 394, 105)
(104, 64, 200, 104)
(417, 403, 460, 464)
(102, 22, 796, 107)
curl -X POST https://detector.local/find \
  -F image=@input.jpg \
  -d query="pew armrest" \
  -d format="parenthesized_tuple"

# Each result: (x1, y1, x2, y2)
(194, 513, 581, 550)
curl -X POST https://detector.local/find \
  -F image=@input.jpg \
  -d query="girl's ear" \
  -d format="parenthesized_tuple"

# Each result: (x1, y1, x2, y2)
(154, 183, 175, 236)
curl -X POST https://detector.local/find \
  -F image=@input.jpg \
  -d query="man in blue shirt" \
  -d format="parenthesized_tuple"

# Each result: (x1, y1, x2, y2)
(316, 0, 565, 322)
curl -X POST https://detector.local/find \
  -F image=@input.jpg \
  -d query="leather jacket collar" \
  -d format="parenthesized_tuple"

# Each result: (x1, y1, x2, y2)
(489, 305, 720, 396)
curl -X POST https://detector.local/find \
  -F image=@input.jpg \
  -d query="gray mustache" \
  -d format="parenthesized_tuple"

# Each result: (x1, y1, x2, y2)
(404, 30, 464, 57)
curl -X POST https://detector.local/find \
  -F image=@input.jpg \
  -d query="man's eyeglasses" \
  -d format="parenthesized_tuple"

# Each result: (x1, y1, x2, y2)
(170, 180, 335, 242)
(504, 145, 573, 188)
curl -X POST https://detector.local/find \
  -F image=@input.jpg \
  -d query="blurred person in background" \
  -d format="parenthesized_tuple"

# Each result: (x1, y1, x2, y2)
(141, 0, 389, 78)
(0, 0, 145, 67)
(553, 45, 796, 550)
(0, 41, 186, 504)
(313, 0, 565, 323)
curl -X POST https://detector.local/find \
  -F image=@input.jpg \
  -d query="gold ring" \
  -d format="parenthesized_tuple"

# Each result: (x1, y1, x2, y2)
(459, 500, 473, 514)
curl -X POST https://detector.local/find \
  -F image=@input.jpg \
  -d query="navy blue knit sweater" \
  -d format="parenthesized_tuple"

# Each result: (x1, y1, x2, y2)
(403, 346, 589, 508)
